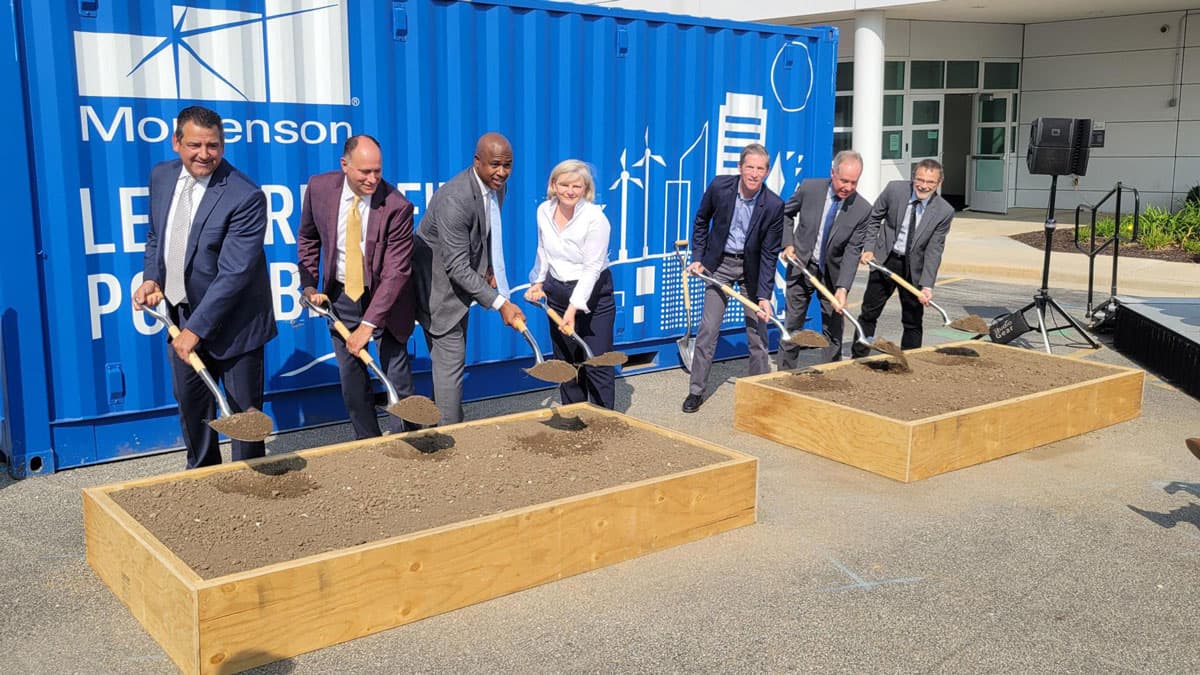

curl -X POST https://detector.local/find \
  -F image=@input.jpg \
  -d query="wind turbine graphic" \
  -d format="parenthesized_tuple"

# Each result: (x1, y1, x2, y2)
(609, 148, 641, 261)
(632, 127, 665, 258)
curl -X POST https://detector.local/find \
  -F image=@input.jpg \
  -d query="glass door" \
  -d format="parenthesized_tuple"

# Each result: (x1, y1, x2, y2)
(968, 92, 1013, 213)
(906, 94, 943, 173)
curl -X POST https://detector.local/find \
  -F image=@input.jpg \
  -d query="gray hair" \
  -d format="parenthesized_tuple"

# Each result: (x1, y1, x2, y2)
(832, 150, 863, 172)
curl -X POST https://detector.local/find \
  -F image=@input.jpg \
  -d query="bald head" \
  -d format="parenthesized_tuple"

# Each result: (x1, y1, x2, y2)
(473, 132, 513, 192)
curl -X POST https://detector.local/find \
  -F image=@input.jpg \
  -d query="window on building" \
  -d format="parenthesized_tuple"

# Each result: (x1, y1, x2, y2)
(834, 95, 853, 128)
(910, 60, 945, 89)
(834, 131, 852, 154)
(883, 95, 903, 127)
(882, 130, 903, 160)
(979, 97, 1006, 123)
(946, 60, 979, 89)
(984, 62, 1020, 89)
(836, 63, 853, 92)
(884, 61, 905, 90)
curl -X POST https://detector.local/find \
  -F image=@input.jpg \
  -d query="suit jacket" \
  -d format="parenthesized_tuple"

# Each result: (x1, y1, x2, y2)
(691, 174, 784, 302)
(865, 180, 955, 289)
(412, 167, 502, 336)
(782, 178, 873, 291)
(297, 171, 416, 341)
(143, 158, 276, 360)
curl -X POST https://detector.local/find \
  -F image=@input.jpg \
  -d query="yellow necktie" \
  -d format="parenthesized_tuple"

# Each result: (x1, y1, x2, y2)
(345, 196, 364, 301)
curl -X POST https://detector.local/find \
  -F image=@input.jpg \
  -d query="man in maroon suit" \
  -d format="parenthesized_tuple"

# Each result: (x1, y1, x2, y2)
(298, 135, 416, 438)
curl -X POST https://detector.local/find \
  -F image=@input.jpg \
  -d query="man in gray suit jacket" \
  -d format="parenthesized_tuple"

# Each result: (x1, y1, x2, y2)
(779, 150, 872, 365)
(851, 159, 954, 357)
(412, 133, 525, 424)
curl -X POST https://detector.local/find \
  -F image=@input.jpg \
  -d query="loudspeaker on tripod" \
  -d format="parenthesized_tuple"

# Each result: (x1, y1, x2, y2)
(1027, 117, 1092, 176)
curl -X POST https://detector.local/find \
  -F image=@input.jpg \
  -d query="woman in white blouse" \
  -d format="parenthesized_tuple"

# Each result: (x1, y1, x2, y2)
(524, 159, 616, 408)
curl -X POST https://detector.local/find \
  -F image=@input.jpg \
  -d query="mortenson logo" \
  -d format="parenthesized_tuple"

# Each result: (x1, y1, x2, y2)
(73, 0, 350, 105)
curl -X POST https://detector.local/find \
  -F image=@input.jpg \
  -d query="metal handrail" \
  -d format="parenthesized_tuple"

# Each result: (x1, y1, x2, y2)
(1073, 182, 1141, 317)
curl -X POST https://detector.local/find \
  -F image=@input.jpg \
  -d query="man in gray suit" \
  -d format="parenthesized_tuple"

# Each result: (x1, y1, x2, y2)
(413, 132, 525, 424)
(851, 159, 954, 357)
(779, 150, 872, 366)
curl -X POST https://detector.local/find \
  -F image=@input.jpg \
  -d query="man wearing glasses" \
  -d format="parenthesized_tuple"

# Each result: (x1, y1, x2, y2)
(851, 159, 954, 357)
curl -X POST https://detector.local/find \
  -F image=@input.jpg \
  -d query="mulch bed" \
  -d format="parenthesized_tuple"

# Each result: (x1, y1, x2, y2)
(110, 411, 728, 579)
(1011, 229, 1200, 264)
(769, 343, 1119, 421)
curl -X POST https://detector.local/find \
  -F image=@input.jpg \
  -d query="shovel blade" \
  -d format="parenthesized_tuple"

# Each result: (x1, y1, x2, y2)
(870, 337, 911, 372)
(208, 408, 273, 442)
(525, 360, 578, 383)
(387, 395, 442, 426)
(584, 351, 629, 368)
(949, 314, 990, 335)
(787, 329, 829, 348)
(1187, 437, 1200, 461)
(677, 337, 695, 372)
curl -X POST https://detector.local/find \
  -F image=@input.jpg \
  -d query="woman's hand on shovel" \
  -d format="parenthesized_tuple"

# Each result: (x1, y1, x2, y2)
(524, 283, 545, 303)
(559, 304, 578, 334)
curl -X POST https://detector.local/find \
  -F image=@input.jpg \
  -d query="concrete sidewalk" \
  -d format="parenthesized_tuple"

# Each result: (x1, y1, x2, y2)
(940, 208, 1200, 298)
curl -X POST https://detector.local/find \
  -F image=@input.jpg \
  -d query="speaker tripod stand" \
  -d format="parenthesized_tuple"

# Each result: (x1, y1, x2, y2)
(1016, 174, 1100, 353)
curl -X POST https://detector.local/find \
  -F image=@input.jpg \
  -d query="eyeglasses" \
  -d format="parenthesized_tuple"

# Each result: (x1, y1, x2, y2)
(913, 178, 941, 187)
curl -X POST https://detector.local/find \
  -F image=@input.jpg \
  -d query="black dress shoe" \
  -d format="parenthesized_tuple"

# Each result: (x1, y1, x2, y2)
(682, 393, 702, 413)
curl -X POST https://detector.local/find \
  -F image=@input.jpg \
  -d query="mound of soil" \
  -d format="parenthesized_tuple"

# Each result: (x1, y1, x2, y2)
(111, 411, 727, 579)
(1011, 229, 1200, 264)
(769, 343, 1121, 421)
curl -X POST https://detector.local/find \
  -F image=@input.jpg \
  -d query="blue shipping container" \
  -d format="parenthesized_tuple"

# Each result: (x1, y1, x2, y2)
(0, 0, 836, 477)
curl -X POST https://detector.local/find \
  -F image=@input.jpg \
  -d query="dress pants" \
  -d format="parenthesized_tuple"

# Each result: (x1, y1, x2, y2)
(850, 251, 925, 358)
(422, 314, 469, 425)
(169, 302, 265, 469)
(777, 260, 845, 368)
(688, 255, 770, 397)
(329, 284, 414, 439)
(544, 269, 616, 409)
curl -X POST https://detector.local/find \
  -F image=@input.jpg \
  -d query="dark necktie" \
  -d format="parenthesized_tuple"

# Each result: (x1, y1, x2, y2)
(905, 199, 920, 256)
(818, 197, 841, 275)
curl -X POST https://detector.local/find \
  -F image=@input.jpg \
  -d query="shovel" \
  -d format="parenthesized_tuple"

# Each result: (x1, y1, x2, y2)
(141, 305, 274, 442)
(509, 316, 579, 384)
(301, 297, 442, 426)
(865, 260, 989, 334)
(783, 252, 909, 369)
(673, 240, 697, 371)
(686, 266, 829, 349)
(531, 298, 628, 367)
(1188, 437, 1200, 461)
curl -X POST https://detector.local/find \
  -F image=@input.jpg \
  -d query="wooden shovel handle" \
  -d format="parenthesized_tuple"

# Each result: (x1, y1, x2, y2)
(676, 240, 692, 313)
(719, 282, 764, 314)
(165, 324, 209, 374)
(873, 261, 924, 298)
(794, 261, 843, 311)
(511, 316, 528, 334)
(542, 304, 576, 336)
(331, 318, 375, 366)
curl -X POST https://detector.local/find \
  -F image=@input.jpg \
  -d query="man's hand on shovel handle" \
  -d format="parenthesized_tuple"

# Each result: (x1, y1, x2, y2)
(687, 261, 706, 276)
(499, 301, 526, 329)
(833, 288, 848, 314)
(302, 288, 329, 309)
(347, 323, 373, 355)
(133, 280, 163, 309)
(919, 287, 933, 305)
(171, 328, 200, 363)
(756, 299, 772, 322)
(859, 250, 875, 266)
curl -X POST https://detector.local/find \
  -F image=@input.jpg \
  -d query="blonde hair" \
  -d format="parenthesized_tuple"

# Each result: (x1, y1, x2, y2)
(545, 159, 596, 202)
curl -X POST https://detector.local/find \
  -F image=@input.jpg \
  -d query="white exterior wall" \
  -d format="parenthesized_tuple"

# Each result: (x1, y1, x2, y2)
(1017, 10, 1196, 211)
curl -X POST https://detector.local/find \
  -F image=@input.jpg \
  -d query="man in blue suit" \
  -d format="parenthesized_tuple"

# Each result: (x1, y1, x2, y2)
(134, 106, 277, 468)
(682, 143, 784, 413)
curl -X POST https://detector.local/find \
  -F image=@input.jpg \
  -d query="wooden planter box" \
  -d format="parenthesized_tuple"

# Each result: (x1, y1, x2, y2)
(84, 404, 757, 674)
(734, 342, 1143, 482)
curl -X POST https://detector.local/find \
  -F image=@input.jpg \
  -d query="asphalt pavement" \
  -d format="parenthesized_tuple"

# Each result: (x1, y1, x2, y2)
(1, 215, 1198, 673)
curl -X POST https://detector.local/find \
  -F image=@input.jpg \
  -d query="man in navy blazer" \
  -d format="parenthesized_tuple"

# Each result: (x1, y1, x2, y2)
(852, 159, 955, 356)
(682, 143, 784, 413)
(134, 106, 276, 469)
(298, 135, 416, 438)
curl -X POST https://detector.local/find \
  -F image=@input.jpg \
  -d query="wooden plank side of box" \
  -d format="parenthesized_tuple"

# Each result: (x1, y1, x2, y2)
(83, 489, 202, 675)
(734, 376, 913, 481)
(190, 457, 756, 674)
(908, 368, 1144, 480)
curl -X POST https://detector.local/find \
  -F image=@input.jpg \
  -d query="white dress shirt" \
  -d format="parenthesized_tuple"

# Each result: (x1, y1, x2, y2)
(530, 199, 612, 312)
(162, 167, 212, 270)
(335, 178, 370, 283)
